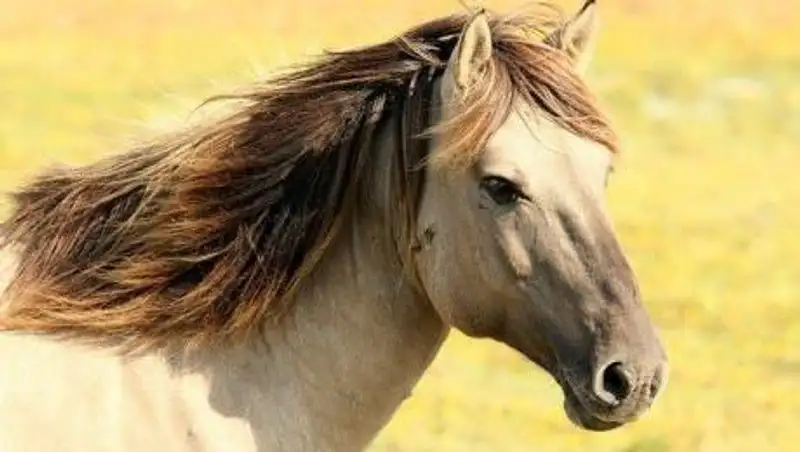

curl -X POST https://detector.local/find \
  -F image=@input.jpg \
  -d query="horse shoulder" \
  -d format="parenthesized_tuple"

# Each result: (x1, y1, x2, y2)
(0, 333, 259, 452)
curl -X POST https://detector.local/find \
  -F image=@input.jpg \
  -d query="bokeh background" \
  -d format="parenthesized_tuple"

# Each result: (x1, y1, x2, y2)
(2, 0, 799, 450)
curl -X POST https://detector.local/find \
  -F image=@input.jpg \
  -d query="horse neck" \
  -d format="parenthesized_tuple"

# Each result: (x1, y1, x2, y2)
(180, 104, 449, 451)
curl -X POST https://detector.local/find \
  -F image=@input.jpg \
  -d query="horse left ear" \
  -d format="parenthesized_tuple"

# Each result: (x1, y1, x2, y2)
(441, 12, 493, 102)
(544, 0, 599, 74)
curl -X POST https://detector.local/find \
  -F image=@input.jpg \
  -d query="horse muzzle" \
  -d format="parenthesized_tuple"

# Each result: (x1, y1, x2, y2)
(558, 360, 668, 431)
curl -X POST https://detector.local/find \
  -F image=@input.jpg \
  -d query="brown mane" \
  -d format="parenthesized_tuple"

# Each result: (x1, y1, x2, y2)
(0, 3, 618, 351)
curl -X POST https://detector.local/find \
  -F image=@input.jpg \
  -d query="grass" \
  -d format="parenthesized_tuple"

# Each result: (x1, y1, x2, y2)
(2, 0, 799, 450)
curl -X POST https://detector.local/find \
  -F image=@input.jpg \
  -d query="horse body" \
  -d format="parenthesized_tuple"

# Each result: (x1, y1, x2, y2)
(0, 207, 444, 451)
(0, 2, 668, 451)
(0, 95, 445, 452)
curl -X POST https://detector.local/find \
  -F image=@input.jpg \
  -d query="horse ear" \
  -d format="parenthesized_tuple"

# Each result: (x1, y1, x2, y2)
(544, 0, 599, 74)
(442, 12, 493, 101)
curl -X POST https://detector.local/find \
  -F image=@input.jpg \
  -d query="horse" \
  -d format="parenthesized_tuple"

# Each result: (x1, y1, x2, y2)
(0, 1, 667, 451)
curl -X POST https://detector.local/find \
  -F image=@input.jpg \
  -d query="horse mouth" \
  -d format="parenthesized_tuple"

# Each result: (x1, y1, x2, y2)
(553, 370, 630, 432)
(562, 391, 624, 432)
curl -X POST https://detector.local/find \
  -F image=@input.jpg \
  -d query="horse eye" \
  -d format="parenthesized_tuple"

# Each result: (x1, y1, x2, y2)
(480, 176, 523, 206)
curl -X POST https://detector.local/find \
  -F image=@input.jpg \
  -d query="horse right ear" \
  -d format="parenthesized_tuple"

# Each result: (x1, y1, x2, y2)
(441, 12, 493, 102)
(543, 0, 599, 74)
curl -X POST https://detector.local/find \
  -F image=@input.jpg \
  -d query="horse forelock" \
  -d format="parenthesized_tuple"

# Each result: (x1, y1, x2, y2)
(0, 1, 618, 352)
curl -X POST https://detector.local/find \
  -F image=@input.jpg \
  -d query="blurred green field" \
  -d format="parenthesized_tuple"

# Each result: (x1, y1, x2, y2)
(2, 0, 799, 450)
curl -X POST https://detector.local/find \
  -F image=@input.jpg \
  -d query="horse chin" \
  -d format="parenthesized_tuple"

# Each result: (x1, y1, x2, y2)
(562, 390, 624, 432)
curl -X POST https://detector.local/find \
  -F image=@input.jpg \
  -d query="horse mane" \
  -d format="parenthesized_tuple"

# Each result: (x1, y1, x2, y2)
(0, 3, 618, 351)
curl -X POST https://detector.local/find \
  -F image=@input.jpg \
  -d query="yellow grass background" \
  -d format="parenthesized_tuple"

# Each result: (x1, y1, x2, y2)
(2, 0, 799, 450)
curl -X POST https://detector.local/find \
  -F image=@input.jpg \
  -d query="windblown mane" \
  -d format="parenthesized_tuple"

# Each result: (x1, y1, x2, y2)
(0, 3, 618, 351)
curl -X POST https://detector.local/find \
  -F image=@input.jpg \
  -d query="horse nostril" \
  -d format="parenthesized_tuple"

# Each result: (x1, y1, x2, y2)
(594, 361, 634, 407)
(648, 364, 667, 401)
(649, 378, 660, 399)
